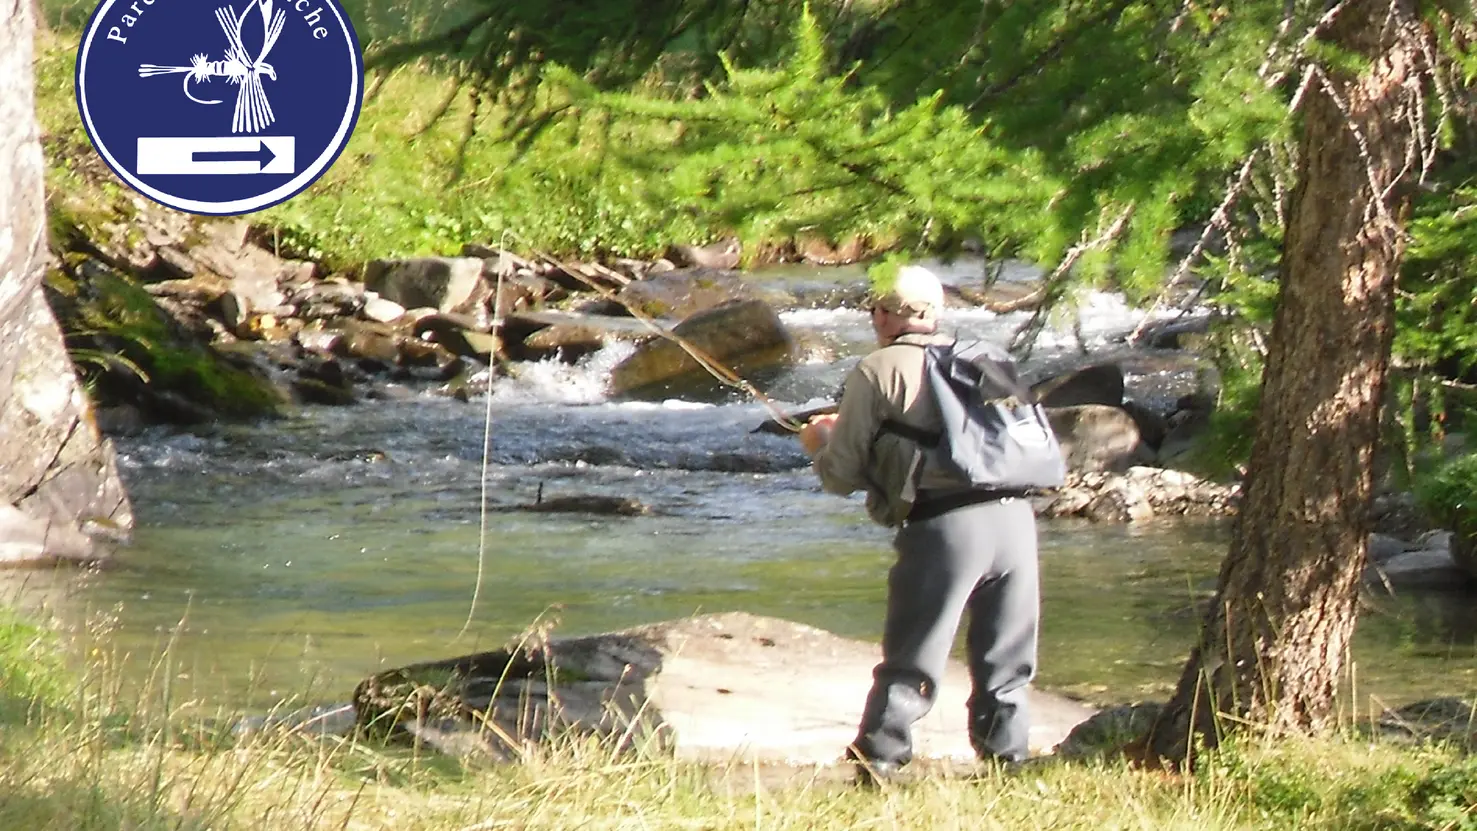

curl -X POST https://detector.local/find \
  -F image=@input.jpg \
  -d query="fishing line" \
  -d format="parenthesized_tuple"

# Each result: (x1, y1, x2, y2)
(453, 234, 806, 642)
(456, 233, 512, 642)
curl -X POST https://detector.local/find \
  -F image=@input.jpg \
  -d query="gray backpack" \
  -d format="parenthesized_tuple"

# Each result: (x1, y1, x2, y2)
(881, 340, 1066, 491)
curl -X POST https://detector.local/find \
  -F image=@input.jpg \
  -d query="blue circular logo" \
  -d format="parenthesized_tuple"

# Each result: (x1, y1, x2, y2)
(76, 0, 363, 216)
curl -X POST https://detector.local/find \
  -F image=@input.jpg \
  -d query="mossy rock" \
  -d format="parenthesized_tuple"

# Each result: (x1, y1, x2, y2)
(613, 267, 752, 320)
(45, 259, 286, 421)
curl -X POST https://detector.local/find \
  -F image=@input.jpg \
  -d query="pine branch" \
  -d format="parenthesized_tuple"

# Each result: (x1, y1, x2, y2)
(968, 0, 1141, 112)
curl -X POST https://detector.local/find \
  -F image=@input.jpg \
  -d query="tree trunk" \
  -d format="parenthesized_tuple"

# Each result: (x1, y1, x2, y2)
(1143, 0, 1422, 764)
(0, 0, 133, 563)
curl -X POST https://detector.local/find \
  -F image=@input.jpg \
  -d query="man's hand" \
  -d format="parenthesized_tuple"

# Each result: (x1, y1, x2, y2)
(798, 413, 839, 455)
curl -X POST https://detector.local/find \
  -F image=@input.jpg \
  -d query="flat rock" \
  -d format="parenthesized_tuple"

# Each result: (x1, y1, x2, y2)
(354, 612, 1096, 764)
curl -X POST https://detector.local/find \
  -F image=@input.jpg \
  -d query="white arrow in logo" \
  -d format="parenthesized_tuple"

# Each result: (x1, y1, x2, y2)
(136, 136, 295, 175)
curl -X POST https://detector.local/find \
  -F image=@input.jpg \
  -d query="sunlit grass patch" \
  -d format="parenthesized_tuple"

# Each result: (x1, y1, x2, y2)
(2, 607, 1476, 831)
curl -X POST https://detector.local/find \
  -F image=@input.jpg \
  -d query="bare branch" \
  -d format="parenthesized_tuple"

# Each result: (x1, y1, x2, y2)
(1129, 151, 1261, 345)
(1311, 66, 1403, 233)
(1260, 0, 1349, 88)
(1009, 203, 1136, 358)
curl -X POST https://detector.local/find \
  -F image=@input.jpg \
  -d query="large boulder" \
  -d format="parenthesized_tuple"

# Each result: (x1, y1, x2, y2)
(352, 612, 1096, 763)
(1364, 530, 1475, 592)
(363, 257, 484, 313)
(614, 267, 753, 319)
(1046, 404, 1150, 472)
(608, 299, 795, 399)
(1, 4, 132, 564)
(1031, 364, 1125, 409)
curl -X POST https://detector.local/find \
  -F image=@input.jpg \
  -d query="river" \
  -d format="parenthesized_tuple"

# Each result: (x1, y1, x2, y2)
(14, 262, 1477, 719)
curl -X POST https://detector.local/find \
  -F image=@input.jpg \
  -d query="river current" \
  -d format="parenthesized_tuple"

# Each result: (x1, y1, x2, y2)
(15, 263, 1477, 716)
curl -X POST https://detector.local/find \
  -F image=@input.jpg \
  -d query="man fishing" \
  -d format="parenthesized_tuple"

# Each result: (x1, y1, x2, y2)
(798, 264, 1041, 782)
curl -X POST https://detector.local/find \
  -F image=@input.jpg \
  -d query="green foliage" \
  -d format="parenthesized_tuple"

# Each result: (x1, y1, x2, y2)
(1167, 247, 1281, 476)
(1183, 329, 1267, 479)
(1192, 738, 1477, 831)
(259, 70, 719, 263)
(1398, 184, 1477, 381)
(1416, 452, 1477, 543)
(545, 8, 1066, 262)
(1406, 755, 1477, 831)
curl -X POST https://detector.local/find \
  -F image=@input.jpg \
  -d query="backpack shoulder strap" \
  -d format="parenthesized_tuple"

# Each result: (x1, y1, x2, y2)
(874, 336, 950, 447)
(877, 418, 940, 447)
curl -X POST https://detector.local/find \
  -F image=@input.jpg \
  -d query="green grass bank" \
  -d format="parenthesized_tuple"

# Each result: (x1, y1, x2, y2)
(0, 602, 1475, 830)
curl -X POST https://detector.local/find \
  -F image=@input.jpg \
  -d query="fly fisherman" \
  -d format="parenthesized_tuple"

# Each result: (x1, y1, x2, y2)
(798, 265, 1041, 782)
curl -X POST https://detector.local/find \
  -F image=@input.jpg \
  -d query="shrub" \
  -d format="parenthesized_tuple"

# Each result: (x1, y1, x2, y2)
(1416, 452, 1477, 575)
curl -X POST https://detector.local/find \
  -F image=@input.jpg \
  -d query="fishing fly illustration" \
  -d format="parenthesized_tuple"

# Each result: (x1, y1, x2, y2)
(137, 0, 286, 134)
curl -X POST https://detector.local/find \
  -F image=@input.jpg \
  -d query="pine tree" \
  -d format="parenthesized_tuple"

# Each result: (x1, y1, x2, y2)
(1140, 0, 1452, 764)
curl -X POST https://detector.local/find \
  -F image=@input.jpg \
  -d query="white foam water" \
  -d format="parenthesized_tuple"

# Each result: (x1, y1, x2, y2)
(487, 341, 637, 406)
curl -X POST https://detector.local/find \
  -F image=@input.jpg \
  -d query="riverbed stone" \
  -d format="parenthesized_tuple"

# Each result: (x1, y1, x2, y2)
(1368, 532, 1414, 564)
(501, 310, 658, 361)
(412, 312, 499, 361)
(1365, 542, 1472, 593)
(363, 257, 484, 313)
(614, 266, 753, 319)
(1032, 364, 1125, 409)
(1047, 404, 1150, 472)
(353, 613, 1097, 764)
(292, 377, 358, 406)
(1083, 484, 1156, 523)
(186, 223, 289, 311)
(667, 239, 742, 270)
(340, 320, 403, 366)
(608, 299, 795, 400)
(362, 294, 406, 323)
(288, 279, 366, 320)
(515, 494, 649, 516)
(1039, 467, 1239, 521)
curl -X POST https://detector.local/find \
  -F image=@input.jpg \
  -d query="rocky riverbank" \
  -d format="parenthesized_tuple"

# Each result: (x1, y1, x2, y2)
(47, 211, 1221, 461)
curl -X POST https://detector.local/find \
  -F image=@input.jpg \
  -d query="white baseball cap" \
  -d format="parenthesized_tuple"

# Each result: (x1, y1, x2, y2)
(870, 264, 945, 319)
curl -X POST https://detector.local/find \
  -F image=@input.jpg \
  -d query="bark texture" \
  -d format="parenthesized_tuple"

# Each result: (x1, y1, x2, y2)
(0, 0, 133, 563)
(1145, 0, 1423, 762)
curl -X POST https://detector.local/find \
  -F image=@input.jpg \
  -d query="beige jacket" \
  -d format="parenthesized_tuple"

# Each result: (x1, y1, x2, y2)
(811, 332, 958, 526)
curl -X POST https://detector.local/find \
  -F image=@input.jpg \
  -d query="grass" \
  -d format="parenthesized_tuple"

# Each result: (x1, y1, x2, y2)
(0, 600, 1475, 830)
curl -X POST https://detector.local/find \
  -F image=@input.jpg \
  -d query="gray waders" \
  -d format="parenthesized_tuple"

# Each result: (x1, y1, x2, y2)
(849, 495, 1039, 767)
